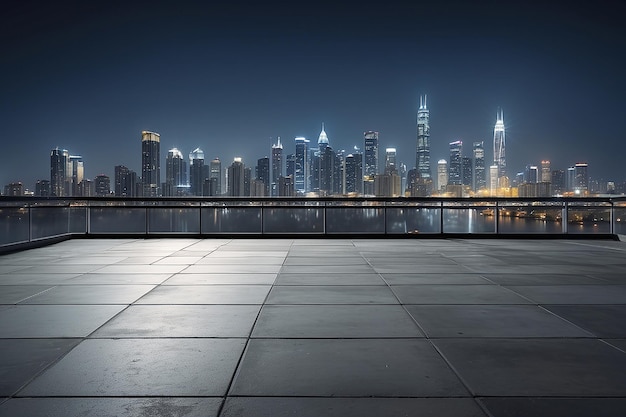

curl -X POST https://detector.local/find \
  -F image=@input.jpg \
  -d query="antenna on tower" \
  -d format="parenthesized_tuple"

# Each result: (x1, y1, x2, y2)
(424, 94, 427, 108)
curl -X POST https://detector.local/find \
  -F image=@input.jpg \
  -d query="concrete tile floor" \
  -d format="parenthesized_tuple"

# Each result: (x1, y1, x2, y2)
(0, 238, 625, 416)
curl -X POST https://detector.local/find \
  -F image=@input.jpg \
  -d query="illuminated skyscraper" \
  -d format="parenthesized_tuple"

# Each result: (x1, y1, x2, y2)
(189, 148, 206, 196)
(385, 148, 397, 175)
(448, 141, 463, 185)
(227, 157, 246, 196)
(317, 124, 334, 195)
(541, 160, 551, 182)
(256, 156, 270, 196)
(114, 165, 136, 197)
(437, 159, 448, 192)
(165, 148, 186, 196)
(473, 141, 486, 191)
(416, 94, 431, 179)
(363, 131, 379, 177)
(574, 162, 589, 194)
(271, 138, 283, 196)
(493, 109, 506, 179)
(344, 149, 363, 194)
(50, 147, 69, 197)
(94, 174, 110, 196)
(294, 137, 309, 194)
(141, 131, 161, 197)
(209, 158, 222, 196)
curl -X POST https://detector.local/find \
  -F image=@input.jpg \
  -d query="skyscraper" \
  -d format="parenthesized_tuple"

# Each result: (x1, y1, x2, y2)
(437, 159, 448, 192)
(141, 131, 161, 197)
(69, 155, 84, 196)
(541, 160, 551, 183)
(271, 138, 283, 196)
(114, 165, 136, 197)
(344, 150, 363, 195)
(209, 158, 222, 196)
(50, 147, 69, 197)
(94, 174, 110, 196)
(317, 124, 334, 195)
(385, 148, 397, 175)
(574, 162, 589, 194)
(473, 141, 486, 191)
(363, 131, 379, 177)
(189, 148, 206, 196)
(227, 157, 246, 196)
(462, 156, 473, 188)
(294, 137, 309, 194)
(165, 148, 186, 196)
(416, 94, 431, 179)
(493, 109, 506, 179)
(448, 141, 463, 185)
(256, 157, 270, 196)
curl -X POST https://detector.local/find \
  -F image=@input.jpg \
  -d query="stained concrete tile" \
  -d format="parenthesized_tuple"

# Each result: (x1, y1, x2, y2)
(163, 273, 277, 285)
(483, 273, 607, 286)
(433, 339, 626, 396)
(14, 265, 105, 274)
(382, 273, 490, 285)
(478, 397, 626, 417)
(0, 305, 126, 337)
(406, 305, 593, 338)
(0, 398, 222, 417)
(373, 264, 472, 274)
(220, 397, 487, 417)
(135, 285, 271, 304)
(183, 264, 282, 274)
(152, 257, 203, 265)
(605, 339, 626, 352)
(282, 257, 367, 266)
(0, 339, 80, 396)
(392, 285, 530, 304)
(365, 256, 459, 265)
(0, 273, 81, 285)
(92, 265, 187, 274)
(252, 305, 423, 338)
(587, 273, 626, 284)
(92, 305, 260, 337)
(506, 285, 626, 304)
(230, 339, 469, 397)
(66, 273, 173, 285)
(196, 256, 285, 265)
(275, 273, 385, 286)
(21, 339, 246, 396)
(543, 305, 626, 338)
(0, 286, 53, 304)
(279, 264, 375, 274)
(266, 285, 399, 304)
(20, 285, 155, 305)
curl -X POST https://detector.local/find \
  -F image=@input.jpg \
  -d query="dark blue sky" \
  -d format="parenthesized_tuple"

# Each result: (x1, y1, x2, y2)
(2, 0, 625, 189)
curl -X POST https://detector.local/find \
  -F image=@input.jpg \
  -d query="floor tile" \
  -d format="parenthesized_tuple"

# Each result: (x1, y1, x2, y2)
(266, 286, 399, 304)
(482, 273, 607, 286)
(230, 339, 469, 397)
(163, 273, 277, 285)
(392, 285, 530, 304)
(543, 305, 626, 338)
(92, 265, 187, 274)
(0, 286, 53, 304)
(20, 285, 155, 305)
(506, 285, 626, 304)
(275, 273, 385, 286)
(252, 305, 422, 338)
(382, 273, 490, 285)
(406, 305, 593, 337)
(183, 264, 282, 274)
(135, 285, 271, 304)
(434, 339, 626, 396)
(220, 397, 486, 417)
(66, 273, 173, 285)
(0, 339, 80, 396)
(196, 256, 285, 265)
(20, 339, 246, 396)
(0, 398, 222, 417)
(0, 305, 126, 337)
(92, 305, 260, 337)
(478, 397, 626, 417)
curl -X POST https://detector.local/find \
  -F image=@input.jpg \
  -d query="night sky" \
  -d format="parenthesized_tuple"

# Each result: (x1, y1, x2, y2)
(2, 0, 625, 190)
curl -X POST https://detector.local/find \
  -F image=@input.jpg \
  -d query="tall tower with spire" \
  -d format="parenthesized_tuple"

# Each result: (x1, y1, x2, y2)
(416, 94, 431, 179)
(493, 109, 506, 179)
(271, 137, 283, 196)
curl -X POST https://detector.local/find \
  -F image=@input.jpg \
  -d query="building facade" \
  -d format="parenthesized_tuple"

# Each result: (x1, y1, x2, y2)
(141, 131, 161, 197)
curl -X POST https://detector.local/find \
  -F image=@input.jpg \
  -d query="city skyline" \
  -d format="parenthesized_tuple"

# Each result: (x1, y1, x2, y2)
(2, 1, 625, 188)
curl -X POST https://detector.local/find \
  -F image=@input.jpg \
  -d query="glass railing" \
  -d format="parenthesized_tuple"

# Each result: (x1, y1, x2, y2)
(1, 196, 624, 249)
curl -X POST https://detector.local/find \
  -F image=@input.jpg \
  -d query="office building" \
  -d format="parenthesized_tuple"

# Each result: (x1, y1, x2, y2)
(416, 94, 431, 180)
(189, 148, 206, 196)
(344, 151, 363, 195)
(271, 138, 283, 196)
(256, 157, 270, 197)
(165, 148, 187, 196)
(94, 174, 110, 196)
(493, 109, 506, 179)
(437, 159, 448, 192)
(141, 131, 161, 197)
(294, 137, 309, 194)
(228, 157, 246, 197)
(462, 156, 473, 188)
(114, 165, 136, 197)
(209, 158, 222, 196)
(448, 141, 462, 185)
(35, 180, 50, 197)
(50, 147, 69, 197)
(574, 162, 589, 194)
(363, 131, 379, 177)
(525, 165, 539, 183)
(385, 148, 397, 175)
(541, 160, 551, 183)
(473, 141, 486, 191)
(551, 169, 565, 195)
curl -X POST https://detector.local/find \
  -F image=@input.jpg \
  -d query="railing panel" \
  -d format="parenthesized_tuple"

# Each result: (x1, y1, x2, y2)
(201, 207, 262, 233)
(0, 207, 29, 245)
(385, 207, 441, 234)
(70, 206, 87, 234)
(31, 207, 69, 240)
(615, 208, 626, 235)
(497, 204, 563, 234)
(148, 208, 200, 234)
(442, 208, 496, 234)
(567, 207, 612, 234)
(262, 207, 324, 234)
(326, 207, 385, 234)
(89, 208, 147, 234)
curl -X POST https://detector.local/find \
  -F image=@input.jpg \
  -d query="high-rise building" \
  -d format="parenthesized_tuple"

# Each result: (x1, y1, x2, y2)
(50, 147, 69, 197)
(94, 174, 110, 196)
(286, 153, 295, 178)
(363, 131, 379, 177)
(114, 165, 136, 197)
(493, 109, 506, 179)
(165, 148, 187, 196)
(227, 157, 246, 197)
(78, 179, 93, 197)
(566, 166, 576, 192)
(256, 157, 270, 197)
(574, 162, 589, 194)
(385, 148, 397, 175)
(541, 160, 551, 183)
(462, 156, 472, 187)
(448, 141, 463, 185)
(294, 137, 309, 194)
(271, 138, 283, 196)
(209, 158, 222, 196)
(343, 150, 363, 195)
(189, 148, 206, 196)
(416, 94, 431, 179)
(525, 165, 539, 183)
(317, 124, 334, 195)
(69, 155, 84, 196)
(141, 131, 161, 197)
(35, 180, 50, 197)
(551, 169, 564, 195)
(3, 182, 23, 196)
(489, 165, 499, 196)
(473, 141, 486, 191)
(437, 159, 448, 192)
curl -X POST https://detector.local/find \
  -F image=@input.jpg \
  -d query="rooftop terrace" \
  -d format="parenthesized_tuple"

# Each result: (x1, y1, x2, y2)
(1, 237, 625, 416)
